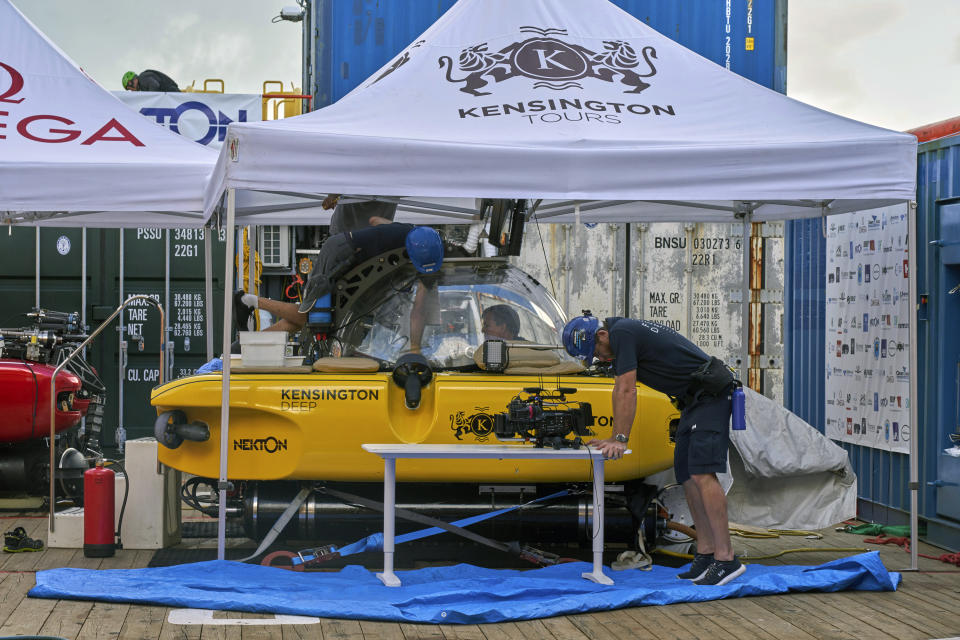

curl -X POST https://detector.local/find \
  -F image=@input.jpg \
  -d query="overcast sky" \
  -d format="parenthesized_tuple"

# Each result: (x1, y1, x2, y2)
(14, 0, 960, 131)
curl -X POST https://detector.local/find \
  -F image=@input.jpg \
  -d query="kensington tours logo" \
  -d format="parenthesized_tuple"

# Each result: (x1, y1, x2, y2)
(438, 26, 674, 126)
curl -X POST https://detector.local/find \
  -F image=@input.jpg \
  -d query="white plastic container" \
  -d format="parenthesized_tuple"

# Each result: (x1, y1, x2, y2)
(284, 355, 304, 367)
(238, 331, 286, 367)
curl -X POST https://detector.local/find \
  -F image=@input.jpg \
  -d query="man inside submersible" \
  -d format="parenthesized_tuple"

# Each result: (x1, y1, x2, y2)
(562, 312, 746, 586)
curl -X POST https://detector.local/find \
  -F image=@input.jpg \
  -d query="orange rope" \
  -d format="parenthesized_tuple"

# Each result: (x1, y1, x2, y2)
(864, 534, 960, 567)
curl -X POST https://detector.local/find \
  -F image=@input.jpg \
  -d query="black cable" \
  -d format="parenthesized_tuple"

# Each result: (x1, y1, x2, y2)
(104, 458, 129, 549)
(180, 477, 220, 517)
(22, 360, 38, 440)
(533, 217, 558, 303)
(586, 445, 602, 541)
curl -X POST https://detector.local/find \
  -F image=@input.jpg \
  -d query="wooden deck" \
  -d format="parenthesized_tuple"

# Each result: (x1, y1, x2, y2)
(2, 513, 958, 640)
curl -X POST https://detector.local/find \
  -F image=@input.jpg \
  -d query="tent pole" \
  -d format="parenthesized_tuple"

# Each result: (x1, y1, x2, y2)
(165, 230, 171, 382)
(205, 228, 214, 360)
(741, 211, 751, 382)
(908, 200, 919, 571)
(34, 228, 39, 308)
(81, 226, 87, 357)
(217, 189, 237, 561)
(247, 226, 257, 329)
(81, 227, 87, 443)
(118, 232, 125, 452)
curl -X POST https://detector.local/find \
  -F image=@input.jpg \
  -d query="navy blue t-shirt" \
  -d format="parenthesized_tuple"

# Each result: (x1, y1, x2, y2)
(606, 317, 710, 398)
(347, 223, 414, 261)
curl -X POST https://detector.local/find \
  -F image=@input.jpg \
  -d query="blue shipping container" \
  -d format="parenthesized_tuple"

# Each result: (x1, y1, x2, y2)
(308, 0, 786, 106)
(784, 134, 960, 551)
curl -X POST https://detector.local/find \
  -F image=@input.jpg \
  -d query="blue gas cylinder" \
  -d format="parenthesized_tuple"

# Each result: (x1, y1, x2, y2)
(732, 385, 746, 431)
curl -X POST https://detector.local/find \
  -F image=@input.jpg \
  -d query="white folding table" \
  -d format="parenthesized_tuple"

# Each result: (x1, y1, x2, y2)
(361, 443, 629, 587)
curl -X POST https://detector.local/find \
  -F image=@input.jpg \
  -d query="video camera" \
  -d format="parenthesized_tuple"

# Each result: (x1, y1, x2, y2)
(493, 387, 594, 449)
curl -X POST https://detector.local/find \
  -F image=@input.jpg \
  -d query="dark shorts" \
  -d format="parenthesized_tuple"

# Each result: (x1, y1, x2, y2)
(674, 392, 732, 483)
(298, 233, 358, 313)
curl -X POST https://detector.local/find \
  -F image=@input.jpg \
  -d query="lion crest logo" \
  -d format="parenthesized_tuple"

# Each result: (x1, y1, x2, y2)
(450, 407, 495, 441)
(438, 26, 657, 96)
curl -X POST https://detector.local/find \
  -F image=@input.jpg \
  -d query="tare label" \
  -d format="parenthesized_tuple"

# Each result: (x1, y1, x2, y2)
(125, 293, 160, 339)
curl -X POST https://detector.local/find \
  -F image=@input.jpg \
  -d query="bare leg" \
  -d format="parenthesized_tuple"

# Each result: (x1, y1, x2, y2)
(256, 298, 307, 330)
(266, 318, 302, 333)
(408, 281, 437, 352)
(689, 473, 734, 561)
(683, 478, 714, 555)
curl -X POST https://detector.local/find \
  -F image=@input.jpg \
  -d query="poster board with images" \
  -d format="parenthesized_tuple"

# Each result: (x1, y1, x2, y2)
(824, 204, 911, 454)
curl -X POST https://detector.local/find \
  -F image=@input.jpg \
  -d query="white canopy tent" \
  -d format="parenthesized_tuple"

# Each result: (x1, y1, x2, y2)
(205, 0, 921, 567)
(0, 0, 216, 227)
(0, 0, 224, 359)
(0, 0, 225, 529)
(203, 0, 914, 222)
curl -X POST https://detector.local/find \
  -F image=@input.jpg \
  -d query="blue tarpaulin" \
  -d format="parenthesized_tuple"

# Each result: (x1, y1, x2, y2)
(29, 552, 899, 624)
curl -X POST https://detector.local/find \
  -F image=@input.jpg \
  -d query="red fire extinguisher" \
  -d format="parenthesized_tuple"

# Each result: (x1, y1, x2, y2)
(84, 459, 115, 557)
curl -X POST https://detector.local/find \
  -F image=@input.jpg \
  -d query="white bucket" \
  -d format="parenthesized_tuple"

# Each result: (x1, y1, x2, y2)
(238, 331, 286, 367)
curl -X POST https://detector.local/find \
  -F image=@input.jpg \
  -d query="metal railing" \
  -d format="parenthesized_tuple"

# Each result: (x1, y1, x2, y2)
(48, 295, 165, 531)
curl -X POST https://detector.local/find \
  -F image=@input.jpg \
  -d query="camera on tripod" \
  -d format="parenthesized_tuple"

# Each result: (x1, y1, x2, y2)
(493, 387, 594, 449)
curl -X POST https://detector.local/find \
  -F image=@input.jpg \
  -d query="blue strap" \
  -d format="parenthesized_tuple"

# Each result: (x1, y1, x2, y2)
(292, 489, 569, 565)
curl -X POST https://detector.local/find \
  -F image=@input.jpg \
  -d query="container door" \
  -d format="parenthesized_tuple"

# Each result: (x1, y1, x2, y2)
(120, 227, 225, 445)
(936, 202, 960, 521)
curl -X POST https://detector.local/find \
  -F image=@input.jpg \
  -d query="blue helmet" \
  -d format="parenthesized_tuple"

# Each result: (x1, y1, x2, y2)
(562, 311, 599, 363)
(405, 226, 444, 274)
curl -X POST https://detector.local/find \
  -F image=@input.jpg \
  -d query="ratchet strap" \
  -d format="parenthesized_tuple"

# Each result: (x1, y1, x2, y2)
(291, 486, 571, 567)
(237, 486, 311, 562)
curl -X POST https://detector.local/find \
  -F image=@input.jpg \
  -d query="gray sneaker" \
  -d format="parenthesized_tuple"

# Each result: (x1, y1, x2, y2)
(693, 558, 746, 586)
(676, 552, 714, 580)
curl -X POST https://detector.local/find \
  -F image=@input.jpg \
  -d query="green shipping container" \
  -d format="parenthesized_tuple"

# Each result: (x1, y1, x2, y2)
(0, 225, 226, 452)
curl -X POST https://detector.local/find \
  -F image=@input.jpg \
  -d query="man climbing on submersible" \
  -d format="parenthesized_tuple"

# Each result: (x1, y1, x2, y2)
(236, 217, 443, 336)
(562, 312, 746, 586)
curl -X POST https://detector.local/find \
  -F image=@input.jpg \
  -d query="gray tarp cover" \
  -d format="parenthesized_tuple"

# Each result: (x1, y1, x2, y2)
(723, 388, 857, 530)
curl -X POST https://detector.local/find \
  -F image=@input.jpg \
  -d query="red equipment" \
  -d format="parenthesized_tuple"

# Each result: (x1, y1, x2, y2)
(83, 460, 116, 557)
(0, 360, 83, 443)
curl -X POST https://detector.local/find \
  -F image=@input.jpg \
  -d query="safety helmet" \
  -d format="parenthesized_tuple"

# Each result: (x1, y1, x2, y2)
(562, 311, 599, 363)
(405, 227, 444, 274)
(122, 71, 137, 89)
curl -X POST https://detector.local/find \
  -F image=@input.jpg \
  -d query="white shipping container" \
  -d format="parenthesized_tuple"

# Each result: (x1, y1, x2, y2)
(516, 219, 784, 403)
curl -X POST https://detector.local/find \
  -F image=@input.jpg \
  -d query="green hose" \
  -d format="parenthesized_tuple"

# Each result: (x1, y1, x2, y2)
(840, 523, 923, 537)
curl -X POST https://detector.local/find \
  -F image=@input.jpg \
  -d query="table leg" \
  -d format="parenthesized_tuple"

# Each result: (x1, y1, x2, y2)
(582, 456, 613, 585)
(376, 457, 401, 587)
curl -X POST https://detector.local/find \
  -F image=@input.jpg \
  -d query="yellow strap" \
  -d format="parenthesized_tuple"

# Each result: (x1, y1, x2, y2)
(728, 524, 824, 540)
(234, 228, 264, 330)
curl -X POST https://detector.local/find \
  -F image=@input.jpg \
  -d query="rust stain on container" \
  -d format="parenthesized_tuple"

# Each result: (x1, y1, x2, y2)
(749, 222, 764, 392)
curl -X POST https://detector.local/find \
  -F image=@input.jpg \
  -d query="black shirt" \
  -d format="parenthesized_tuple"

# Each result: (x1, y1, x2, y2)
(137, 69, 180, 92)
(330, 200, 398, 235)
(606, 317, 710, 398)
(347, 222, 413, 261)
